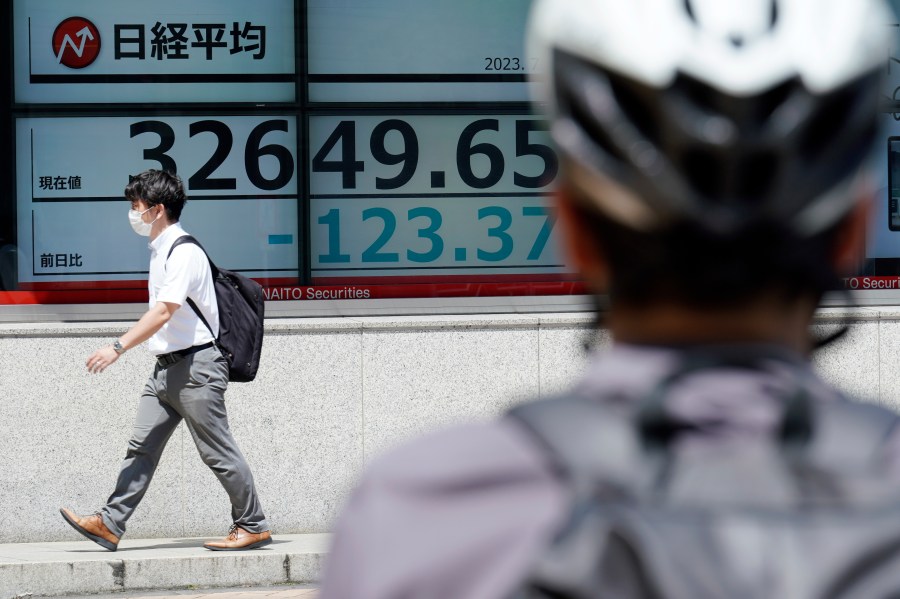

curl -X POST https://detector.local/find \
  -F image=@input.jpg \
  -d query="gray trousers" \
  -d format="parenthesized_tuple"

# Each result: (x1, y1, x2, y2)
(100, 345, 268, 537)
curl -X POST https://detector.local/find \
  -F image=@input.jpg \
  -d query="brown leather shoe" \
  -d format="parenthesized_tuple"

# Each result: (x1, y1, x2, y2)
(60, 507, 119, 551)
(204, 525, 272, 551)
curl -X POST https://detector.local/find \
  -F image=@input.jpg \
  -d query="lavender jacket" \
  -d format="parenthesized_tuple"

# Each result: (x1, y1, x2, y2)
(320, 343, 900, 599)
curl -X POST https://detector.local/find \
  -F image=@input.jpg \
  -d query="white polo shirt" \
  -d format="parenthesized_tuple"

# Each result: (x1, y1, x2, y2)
(147, 223, 218, 356)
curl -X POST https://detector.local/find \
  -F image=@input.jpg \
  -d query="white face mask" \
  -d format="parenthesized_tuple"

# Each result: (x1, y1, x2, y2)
(128, 207, 159, 237)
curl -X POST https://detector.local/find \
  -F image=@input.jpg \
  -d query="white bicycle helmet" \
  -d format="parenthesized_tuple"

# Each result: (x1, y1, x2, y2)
(528, 0, 893, 236)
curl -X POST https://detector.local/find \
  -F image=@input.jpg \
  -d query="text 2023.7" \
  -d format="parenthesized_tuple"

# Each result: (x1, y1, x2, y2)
(483, 57, 539, 72)
(485, 57, 521, 71)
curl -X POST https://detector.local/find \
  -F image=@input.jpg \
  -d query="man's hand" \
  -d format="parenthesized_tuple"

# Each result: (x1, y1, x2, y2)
(84, 302, 178, 375)
(86, 345, 121, 374)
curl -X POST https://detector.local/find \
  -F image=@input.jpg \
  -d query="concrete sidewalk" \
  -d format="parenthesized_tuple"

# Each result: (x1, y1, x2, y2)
(0, 534, 329, 599)
(43, 584, 319, 599)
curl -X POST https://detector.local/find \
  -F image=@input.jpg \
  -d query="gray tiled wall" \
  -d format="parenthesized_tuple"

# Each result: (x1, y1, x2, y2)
(0, 309, 894, 543)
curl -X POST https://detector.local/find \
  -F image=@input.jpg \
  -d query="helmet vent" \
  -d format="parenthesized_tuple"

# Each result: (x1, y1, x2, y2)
(683, 0, 697, 23)
(679, 75, 721, 116)
(563, 85, 629, 165)
(754, 79, 796, 124)
(798, 84, 859, 160)
(682, 148, 777, 203)
(683, 149, 722, 200)
(607, 72, 661, 147)
(675, 74, 797, 132)
(683, 0, 778, 32)
(737, 151, 778, 201)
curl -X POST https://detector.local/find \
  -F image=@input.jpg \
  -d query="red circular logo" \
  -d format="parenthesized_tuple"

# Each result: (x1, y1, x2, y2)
(52, 17, 101, 69)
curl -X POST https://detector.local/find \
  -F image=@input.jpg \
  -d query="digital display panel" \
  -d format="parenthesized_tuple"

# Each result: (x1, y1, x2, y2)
(13, 0, 296, 104)
(306, 0, 538, 103)
(10, 2, 900, 304)
(3, 0, 583, 306)
(15, 116, 300, 287)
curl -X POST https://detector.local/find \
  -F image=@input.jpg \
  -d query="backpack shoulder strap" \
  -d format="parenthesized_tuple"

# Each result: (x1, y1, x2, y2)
(166, 235, 219, 275)
(806, 398, 900, 470)
(167, 234, 197, 258)
(164, 234, 216, 338)
(507, 393, 649, 497)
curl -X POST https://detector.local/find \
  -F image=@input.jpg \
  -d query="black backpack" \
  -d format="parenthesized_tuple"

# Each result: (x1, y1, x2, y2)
(507, 351, 900, 599)
(167, 235, 264, 383)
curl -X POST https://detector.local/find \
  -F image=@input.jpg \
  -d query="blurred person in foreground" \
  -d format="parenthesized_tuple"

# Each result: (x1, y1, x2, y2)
(321, 0, 900, 597)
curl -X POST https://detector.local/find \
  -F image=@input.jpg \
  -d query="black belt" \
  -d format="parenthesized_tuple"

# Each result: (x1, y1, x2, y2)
(156, 341, 215, 367)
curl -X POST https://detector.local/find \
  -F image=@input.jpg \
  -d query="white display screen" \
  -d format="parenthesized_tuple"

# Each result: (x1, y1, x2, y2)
(306, 0, 538, 103)
(16, 116, 300, 284)
(13, 0, 296, 104)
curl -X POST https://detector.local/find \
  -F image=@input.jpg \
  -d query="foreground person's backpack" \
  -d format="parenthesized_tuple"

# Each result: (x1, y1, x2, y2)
(167, 235, 264, 382)
(507, 353, 900, 599)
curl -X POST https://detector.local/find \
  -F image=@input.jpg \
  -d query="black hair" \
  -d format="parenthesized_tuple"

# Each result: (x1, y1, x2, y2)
(124, 169, 187, 222)
(567, 192, 844, 309)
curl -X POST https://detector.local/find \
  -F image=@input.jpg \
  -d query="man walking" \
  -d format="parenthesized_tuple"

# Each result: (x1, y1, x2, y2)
(61, 169, 271, 552)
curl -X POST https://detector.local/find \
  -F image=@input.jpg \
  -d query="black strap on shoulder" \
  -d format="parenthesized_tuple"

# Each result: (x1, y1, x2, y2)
(165, 234, 217, 338)
(806, 399, 900, 470)
(167, 234, 219, 277)
(634, 350, 814, 453)
(509, 392, 649, 498)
